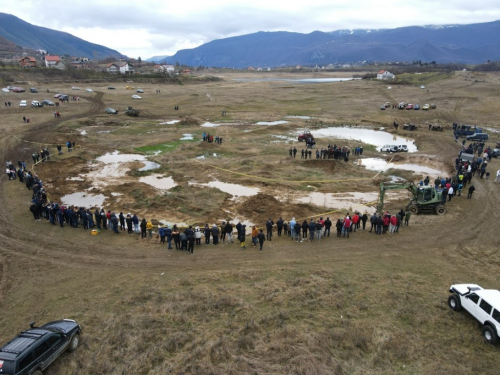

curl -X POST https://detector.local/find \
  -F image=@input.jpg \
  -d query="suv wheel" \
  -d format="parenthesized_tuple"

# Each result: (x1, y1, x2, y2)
(33, 370, 43, 375)
(68, 333, 80, 352)
(482, 325, 498, 345)
(448, 294, 462, 311)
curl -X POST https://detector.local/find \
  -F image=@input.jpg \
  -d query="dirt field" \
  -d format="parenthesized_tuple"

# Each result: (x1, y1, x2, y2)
(1, 70, 500, 374)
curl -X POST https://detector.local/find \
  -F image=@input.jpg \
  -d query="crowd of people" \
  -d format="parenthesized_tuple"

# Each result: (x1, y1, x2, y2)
(289, 144, 364, 161)
(202, 132, 222, 144)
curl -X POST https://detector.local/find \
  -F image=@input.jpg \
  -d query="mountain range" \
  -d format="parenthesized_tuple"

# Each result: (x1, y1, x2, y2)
(1, 12, 500, 67)
(157, 21, 500, 68)
(0, 13, 123, 59)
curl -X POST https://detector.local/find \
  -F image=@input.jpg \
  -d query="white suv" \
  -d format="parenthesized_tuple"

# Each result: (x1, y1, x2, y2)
(448, 284, 500, 344)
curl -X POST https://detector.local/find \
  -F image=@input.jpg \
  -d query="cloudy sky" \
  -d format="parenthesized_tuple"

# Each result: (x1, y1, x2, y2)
(2, 1, 500, 59)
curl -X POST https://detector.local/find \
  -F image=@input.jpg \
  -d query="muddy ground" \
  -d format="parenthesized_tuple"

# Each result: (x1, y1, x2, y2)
(1, 71, 500, 374)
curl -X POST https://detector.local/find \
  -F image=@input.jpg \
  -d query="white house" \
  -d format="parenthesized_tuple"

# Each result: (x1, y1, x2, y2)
(377, 70, 395, 80)
(153, 64, 175, 74)
(44, 55, 65, 69)
(119, 62, 134, 75)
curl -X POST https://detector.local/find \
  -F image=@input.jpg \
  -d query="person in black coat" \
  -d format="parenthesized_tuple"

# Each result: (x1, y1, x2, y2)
(276, 217, 284, 236)
(204, 224, 211, 244)
(323, 217, 332, 236)
(266, 218, 274, 241)
(361, 213, 368, 230)
(257, 229, 266, 250)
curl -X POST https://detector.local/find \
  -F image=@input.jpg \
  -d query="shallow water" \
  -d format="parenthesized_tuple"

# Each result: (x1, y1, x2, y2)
(304, 127, 418, 152)
(138, 161, 161, 171)
(159, 120, 180, 125)
(256, 120, 289, 126)
(356, 158, 445, 177)
(201, 122, 220, 127)
(180, 134, 194, 140)
(61, 192, 106, 207)
(139, 175, 177, 190)
(190, 180, 260, 198)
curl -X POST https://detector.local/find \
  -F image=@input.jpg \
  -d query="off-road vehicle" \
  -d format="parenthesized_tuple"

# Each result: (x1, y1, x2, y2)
(0, 319, 81, 374)
(448, 284, 500, 344)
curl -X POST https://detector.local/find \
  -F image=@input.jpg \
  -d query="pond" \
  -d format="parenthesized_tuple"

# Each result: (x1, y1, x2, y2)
(304, 127, 418, 152)
(356, 158, 445, 178)
(189, 180, 260, 199)
(139, 175, 177, 190)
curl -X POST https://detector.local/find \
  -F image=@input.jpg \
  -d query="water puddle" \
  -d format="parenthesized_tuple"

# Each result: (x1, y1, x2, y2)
(256, 120, 288, 126)
(138, 161, 161, 171)
(61, 192, 106, 207)
(196, 153, 219, 159)
(201, 122, 220, 127)
(303, 127, 417, 152)
(356, 158, 445, 177)
(66, 177, 84, 181)
(189, 180, 260, 199)
(80, 130, 87, 135)
(159, 120, 180, 125)
(180, 134, 194, 140)
(139, 174, 177, 190)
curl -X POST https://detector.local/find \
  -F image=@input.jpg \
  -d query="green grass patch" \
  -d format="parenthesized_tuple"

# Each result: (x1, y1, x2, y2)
(135, 138, 198, 154)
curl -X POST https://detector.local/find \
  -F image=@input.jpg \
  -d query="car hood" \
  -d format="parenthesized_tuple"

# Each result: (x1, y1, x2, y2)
(450, 284, 483, 295)
(41, 319, 79, 334)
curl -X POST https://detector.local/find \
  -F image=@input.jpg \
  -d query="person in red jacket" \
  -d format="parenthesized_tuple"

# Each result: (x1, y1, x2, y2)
(382, 214, 390, 234)
(389, 215, 398, 233)
(342, 216, 351, 238)
(351, 213, 360, 232)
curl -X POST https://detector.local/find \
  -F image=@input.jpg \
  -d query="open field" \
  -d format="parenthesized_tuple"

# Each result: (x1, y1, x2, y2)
(1, 70, 500, 374)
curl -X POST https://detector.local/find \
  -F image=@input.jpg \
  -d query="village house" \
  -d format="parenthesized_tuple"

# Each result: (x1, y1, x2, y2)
(119, 62, 134, 75)
(105, 63, 119, 74)
(153, 64, 175, 74)
(377, 70, 396, 80)
(19, 56, 37, 68)
(44, 55, 65, 69)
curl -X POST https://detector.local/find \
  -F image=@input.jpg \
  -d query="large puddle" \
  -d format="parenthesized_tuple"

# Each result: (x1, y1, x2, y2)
(139, 174, 177, 190)
(189, 180, 260, 199)
(356, 158, 445, 177)
(61, 192, 106, 207)
(304, 127, 418, 152)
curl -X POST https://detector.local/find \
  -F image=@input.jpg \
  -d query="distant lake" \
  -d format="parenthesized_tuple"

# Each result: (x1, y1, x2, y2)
(232, 77, 359, 83)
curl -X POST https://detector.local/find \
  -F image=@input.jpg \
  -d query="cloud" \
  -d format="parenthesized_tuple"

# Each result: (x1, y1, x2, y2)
(3, 0, 500, 57)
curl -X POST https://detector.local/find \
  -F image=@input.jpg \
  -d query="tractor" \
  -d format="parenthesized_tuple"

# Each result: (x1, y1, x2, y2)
(377, 181, 446, 215)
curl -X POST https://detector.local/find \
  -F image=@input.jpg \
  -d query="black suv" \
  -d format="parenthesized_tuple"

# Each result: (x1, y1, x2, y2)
(0, 319, 81, 375)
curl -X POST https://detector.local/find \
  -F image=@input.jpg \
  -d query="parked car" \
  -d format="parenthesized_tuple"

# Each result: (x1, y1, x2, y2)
(380, 105, 386, 110)
(2, 88, 9, 92)
(466, 133, 489, 141)
(132, 95, 141, 99)
(59, 95, 69, 101)
(71, 86, 80, 90)
(448, 284, 500, 344)
(86, 88, 93, 92)
(105, 108, 118, 114)
(19, 100, 27, 107)
(30, 88, 38, 93)
(0, 319, 81, 375)
(31, 100, 42, 107)
(414, 104, 420, 110)
(107, 86, 115, 90)
(380, 145, 399, 152)
(406, 104, 414, 110)
(137, 89, 144, 93)
(42, 100, 55, 106)
(13, 87, 25, 93)
(422, 104, 430, 110)
(53, 94, 62, 98)
(490, 149, 500, 158)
